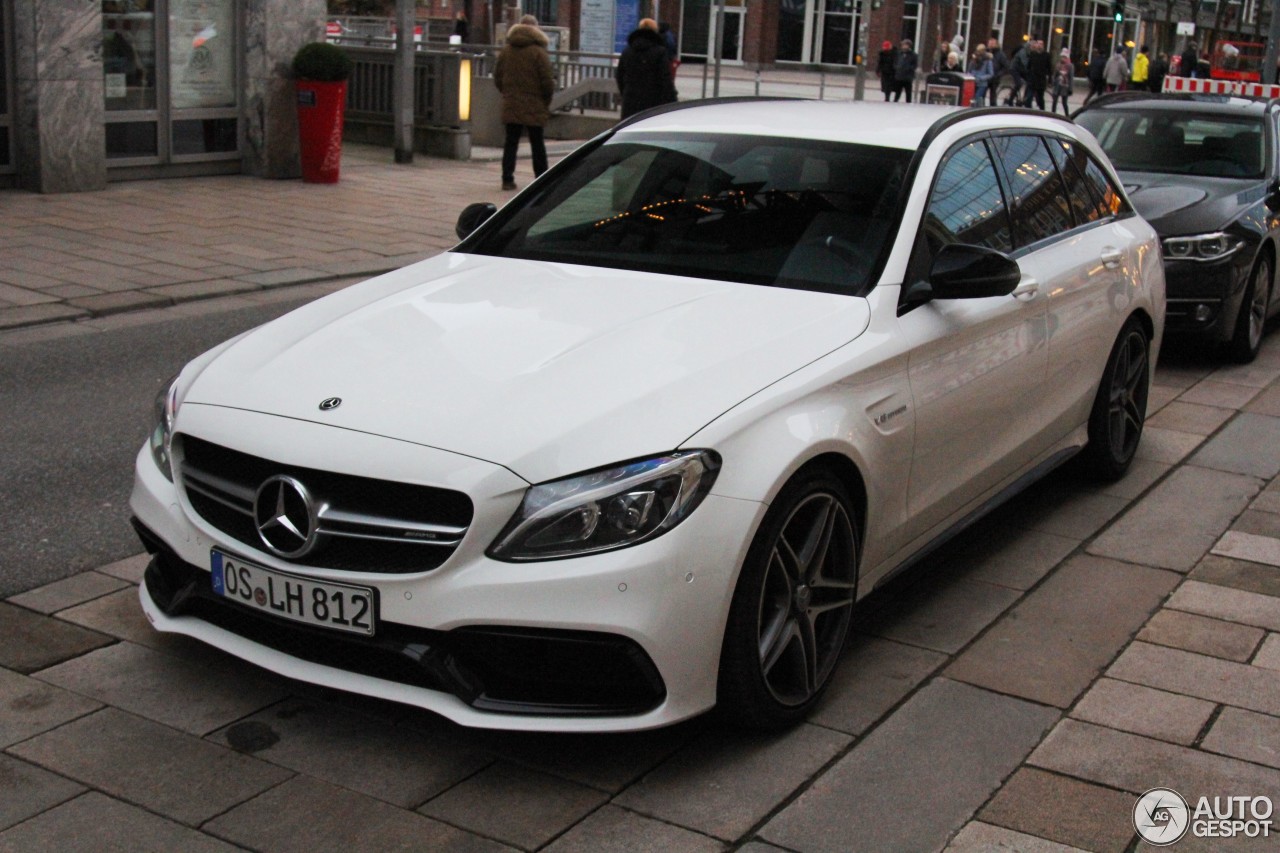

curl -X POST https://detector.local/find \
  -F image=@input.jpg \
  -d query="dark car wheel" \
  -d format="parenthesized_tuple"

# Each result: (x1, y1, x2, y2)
(1083, 319, 1150, 481)
(1228, 255, 1272, 364)
(718, 469, 859, 730)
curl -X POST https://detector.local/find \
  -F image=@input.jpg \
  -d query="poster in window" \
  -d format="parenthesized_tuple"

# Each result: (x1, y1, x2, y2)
(170, 0, 235, 109)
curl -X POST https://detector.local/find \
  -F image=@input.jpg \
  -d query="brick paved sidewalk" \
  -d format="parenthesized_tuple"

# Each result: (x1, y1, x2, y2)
(0, 142, 573, 333)
(3, 141, 1280, 851)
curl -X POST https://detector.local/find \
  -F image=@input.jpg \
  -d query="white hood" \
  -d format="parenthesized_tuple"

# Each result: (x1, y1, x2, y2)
(182, 253, 870, 483)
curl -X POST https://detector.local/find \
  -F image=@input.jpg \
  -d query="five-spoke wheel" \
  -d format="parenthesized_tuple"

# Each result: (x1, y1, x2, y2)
(719, 470, 859, 729)
(1084, 320, 1150, 481)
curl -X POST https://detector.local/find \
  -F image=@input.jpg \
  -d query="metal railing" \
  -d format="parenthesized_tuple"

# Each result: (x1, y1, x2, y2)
(343, 46, 467, 127)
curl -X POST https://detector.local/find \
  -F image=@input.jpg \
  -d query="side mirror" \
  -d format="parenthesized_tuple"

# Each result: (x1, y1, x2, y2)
(1266, 179, 1280, 213)
(455, 202, 498, 240)
(927, 243, 1022, 299)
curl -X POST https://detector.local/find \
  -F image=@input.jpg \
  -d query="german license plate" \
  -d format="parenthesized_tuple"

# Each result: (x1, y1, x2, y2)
(211, 551, 376, 636)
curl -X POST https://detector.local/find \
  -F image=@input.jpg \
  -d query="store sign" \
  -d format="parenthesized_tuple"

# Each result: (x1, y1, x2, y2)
(1177, 21, 1196, 35)
(579, 0, 614, 56)
(170, 0, 235, 109)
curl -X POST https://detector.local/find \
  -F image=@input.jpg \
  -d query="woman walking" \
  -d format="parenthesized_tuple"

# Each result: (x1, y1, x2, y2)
(1050, 52, 1074, 115)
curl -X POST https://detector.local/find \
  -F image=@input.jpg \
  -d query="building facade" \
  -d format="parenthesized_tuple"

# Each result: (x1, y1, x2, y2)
(4, 0, 324, 193)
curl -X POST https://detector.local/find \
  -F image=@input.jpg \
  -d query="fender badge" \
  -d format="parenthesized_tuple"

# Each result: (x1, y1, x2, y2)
(319, 397, 342, 411)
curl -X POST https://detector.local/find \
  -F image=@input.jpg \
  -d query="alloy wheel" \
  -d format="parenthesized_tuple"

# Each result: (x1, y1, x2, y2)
(755, 492, 857, 707)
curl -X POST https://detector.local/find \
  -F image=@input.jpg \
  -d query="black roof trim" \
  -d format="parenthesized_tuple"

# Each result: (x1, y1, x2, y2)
(1076, 90, 1280, 115)
(917, 105, 1076, 152)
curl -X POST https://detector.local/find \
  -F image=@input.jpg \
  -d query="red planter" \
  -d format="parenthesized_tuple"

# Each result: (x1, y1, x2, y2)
(295, 79, 347, 183)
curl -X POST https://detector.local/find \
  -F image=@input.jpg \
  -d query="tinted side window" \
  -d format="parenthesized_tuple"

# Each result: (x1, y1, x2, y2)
(920, 139, 1012, 255)
(1047, 137, 1108, 225)
(1081, 154, 1128, 217)
(992, 135, 1074, 247)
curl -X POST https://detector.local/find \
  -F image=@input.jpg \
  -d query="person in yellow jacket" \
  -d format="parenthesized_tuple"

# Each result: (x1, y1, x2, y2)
(1131, 45, 1150, 88)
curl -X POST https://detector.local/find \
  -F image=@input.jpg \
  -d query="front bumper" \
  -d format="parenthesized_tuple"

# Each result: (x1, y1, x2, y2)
(1161, 252, 1252, 342)
(129, 407, 762, 732)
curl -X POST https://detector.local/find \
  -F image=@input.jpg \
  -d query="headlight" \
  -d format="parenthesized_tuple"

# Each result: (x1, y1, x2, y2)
(149, 375, 179, 482)
(1162, 232, 1243, 262)
(488, 450, 721, 561)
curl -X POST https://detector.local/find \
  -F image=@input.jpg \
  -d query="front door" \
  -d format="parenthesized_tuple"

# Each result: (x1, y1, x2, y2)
(102, 0, 241, 175)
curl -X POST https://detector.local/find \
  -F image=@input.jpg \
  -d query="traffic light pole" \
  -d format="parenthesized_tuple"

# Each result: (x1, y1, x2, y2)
(1266, 1, 1280, 87)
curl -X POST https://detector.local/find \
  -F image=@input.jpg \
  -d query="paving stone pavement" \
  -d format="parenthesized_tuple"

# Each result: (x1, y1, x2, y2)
(5, 146, 1280, 851)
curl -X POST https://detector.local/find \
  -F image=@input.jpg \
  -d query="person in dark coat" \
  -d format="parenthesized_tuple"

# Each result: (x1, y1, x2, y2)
(893, 39, 918, 102)
(616, 18, 677, 119)
(494, 16, 555, 190)
(1179, 41, 1198, 77)
(877, 40, 897, 101)
(987, 37, 1010, 106)
(1022, 39, 1050, 110)
(1149, 52, 1169, 93)
(1083, 46, 1106, 104)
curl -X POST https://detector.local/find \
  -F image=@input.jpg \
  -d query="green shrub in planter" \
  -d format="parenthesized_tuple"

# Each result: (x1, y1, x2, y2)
(291, 42, 353, 82)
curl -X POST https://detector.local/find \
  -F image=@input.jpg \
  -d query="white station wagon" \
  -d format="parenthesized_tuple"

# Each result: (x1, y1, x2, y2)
(131, 100, 1164, 732)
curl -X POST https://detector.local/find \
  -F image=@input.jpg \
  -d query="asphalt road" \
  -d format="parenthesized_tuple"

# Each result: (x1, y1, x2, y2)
(0, 294, 320, 597)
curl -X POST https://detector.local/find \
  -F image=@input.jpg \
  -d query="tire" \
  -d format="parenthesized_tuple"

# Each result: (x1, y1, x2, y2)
(1227, 255, 1271, 364)
(1083, 319, 1150, 482)
(717, 469, 859, 730)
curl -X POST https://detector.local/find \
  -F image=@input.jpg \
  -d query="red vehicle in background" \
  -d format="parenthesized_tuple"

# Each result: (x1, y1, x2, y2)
(1210, 40, 1265, 82)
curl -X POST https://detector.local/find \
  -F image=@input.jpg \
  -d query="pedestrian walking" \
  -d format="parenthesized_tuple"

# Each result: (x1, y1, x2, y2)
(616, 18, 677, 119)
(968, 44, 994, 105)
(1007, 41, 1029, 105)
(1083, 46, 1106, 104)
(493, 15, 554, 191)
(1131, 45, 1150, 90)
(1179, 41, 1198, 77)
(452, 11, 468, 42)
(893, 39, 919, 102)
(877, 40, 897, 102)
(1023, 39, 1050, 110)
(987, 37, 1010, 106)
(1149, 52, 1169, 93)
(1050, 52, 1073, 115)
(1104, 47, 1129, 92)
(659, 22, 680, 79)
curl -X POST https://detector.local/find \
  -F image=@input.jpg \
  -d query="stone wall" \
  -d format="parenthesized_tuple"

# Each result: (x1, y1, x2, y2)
(12, 0, 105, 193)
(243, 0, 326, 179)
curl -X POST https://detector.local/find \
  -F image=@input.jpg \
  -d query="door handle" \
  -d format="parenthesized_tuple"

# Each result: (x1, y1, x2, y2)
(1012, 276, 1039, 301)
(1101, 247, 1124, 269)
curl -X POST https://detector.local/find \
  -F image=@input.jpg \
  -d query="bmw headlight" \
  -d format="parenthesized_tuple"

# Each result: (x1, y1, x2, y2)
(149, 375, 179, 482)
(1162, 232, 1243, 262)
(488, 450, 721, 561)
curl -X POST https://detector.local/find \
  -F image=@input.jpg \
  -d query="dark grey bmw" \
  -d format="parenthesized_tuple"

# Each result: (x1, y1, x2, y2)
(1076, 93, 1280, 362)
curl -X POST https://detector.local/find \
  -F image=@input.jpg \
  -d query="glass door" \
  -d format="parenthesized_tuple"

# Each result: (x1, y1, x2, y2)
(103, 0, 240, 169)
(709, 7, 745, 63)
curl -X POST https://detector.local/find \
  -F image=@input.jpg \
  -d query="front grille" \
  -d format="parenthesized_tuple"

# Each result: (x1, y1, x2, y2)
(178, 435, 473, 574)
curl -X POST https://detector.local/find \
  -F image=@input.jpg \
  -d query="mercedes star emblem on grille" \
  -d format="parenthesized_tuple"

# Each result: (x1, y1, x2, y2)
(319, 397, 342, 411)
(253, 475, 319, 558)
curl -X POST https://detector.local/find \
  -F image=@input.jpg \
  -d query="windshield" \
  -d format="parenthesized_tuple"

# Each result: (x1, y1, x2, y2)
(1076, 108, 1265, 179)
(463, 133, 913, 293)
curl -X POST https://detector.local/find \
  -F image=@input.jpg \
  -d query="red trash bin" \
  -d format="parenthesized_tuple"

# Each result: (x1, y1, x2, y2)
(295, 80, 347, 184)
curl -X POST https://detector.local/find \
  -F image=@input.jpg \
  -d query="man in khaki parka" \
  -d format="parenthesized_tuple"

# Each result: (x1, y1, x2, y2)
(494, 15, 555, 190)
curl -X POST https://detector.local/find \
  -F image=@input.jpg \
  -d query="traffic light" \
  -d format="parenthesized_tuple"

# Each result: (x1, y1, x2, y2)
(1112, 2, 1124, 23)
